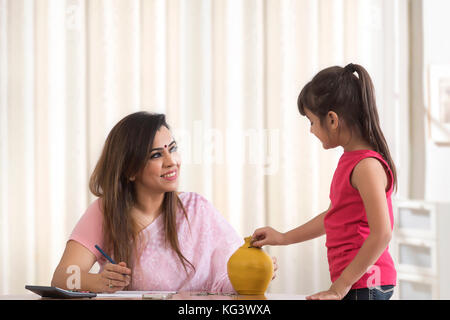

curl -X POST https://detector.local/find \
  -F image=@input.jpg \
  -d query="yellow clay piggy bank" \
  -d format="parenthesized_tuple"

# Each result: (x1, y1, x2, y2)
(227, 236, 274, 295)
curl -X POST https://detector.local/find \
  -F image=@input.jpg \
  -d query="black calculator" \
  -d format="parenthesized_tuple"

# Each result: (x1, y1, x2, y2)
(25, 285, 97, 299)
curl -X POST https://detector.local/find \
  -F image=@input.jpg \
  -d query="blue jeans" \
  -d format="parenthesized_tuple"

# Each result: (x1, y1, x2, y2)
(343, 285, 394, 300)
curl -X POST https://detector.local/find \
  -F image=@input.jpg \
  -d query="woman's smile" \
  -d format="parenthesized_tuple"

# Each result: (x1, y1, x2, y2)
(160, 169, 178, 181)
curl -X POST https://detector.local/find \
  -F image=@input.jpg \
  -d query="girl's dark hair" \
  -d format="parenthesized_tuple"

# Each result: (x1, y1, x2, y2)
(297, 63, 397, 192)
(89, 111, 194, 279)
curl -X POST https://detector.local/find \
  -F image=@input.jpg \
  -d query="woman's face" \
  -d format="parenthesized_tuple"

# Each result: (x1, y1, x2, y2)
(134, 126, 181, 195)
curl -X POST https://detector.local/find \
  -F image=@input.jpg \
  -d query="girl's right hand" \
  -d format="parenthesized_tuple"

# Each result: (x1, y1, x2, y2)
(251, 227, 285, 247)
(97, 262, 132, 293)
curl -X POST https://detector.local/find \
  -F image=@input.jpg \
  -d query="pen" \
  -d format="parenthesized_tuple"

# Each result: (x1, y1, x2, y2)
(95, 244, 117, 264)
(95, 244, 130, 282)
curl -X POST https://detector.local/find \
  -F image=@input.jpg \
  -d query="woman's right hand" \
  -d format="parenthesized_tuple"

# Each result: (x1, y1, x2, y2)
(251, 227, 285, 247)
(96, 262, 132, 293)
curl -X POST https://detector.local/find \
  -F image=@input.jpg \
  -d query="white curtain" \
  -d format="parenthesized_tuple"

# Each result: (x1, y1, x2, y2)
(0, 0, 409, 295)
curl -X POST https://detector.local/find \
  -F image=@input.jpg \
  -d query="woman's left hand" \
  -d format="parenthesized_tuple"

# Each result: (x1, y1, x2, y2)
(271, 256, 278, 280)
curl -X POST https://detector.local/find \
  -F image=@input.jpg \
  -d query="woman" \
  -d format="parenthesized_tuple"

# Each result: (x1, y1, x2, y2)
(52, 111, 276, 293)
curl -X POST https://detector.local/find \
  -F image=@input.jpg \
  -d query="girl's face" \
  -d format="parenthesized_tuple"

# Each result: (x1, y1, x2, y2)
(133, 126, 181, 195)
(304, 108, 339, 150)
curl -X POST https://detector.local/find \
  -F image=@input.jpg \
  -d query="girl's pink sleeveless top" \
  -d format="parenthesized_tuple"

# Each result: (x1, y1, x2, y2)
(324, 150, 397, 289)
(69, 192, 244, 292)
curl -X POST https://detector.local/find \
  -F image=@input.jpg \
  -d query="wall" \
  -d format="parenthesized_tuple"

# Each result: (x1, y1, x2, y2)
(411, 0, 450, 201)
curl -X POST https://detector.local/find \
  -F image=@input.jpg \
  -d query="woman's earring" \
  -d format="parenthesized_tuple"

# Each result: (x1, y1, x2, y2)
(130, 176, 135, 181)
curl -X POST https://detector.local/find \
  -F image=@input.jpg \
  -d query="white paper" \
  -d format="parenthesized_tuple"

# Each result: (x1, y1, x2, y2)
(96, 290, 177, 298)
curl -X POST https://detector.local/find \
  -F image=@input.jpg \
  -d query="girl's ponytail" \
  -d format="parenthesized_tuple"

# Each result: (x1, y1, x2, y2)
(348, 63, 397, 192)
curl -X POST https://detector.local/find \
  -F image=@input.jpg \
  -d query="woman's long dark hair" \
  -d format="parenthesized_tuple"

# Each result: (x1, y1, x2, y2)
(89, 112, 194, 277)
(297, 63, 397, 192)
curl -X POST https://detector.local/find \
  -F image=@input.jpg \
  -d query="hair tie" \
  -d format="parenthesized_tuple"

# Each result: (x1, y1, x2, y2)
(344, 63, 355, 73)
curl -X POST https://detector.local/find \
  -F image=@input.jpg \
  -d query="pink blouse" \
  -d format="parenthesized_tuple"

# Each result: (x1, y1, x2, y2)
(69, 192, 244, 293)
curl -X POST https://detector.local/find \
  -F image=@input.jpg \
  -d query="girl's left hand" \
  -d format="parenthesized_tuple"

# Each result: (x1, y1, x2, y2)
(306, 289, 341, 300)
(271, 256, 278, 280)
(306, 280, 351, 300)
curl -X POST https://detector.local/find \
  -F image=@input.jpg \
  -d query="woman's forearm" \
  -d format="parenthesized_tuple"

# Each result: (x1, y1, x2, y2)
(51, 266, 101, 292)
(282, 211, 327, 245)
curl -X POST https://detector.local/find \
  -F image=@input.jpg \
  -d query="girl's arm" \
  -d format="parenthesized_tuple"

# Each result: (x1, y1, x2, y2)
(307, 158, 392, 300)
(251, 203, 330, 247)
(283, 203, 330, 245)
(51, 240, 131, 293)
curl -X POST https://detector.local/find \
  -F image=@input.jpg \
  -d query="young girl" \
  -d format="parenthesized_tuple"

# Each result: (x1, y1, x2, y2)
(51, 112, 275, 293)
(252, 63, 397, 300)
